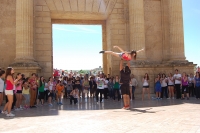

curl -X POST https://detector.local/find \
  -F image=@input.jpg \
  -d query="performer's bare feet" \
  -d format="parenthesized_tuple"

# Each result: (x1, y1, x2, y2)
(99, 50, 105, 54)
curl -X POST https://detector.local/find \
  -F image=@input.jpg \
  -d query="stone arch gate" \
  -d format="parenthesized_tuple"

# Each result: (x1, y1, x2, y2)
(0, 0, 196, 94)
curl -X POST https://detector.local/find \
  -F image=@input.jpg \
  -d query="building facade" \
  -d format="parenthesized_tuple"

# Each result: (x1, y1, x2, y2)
(0, 0, 195, 94)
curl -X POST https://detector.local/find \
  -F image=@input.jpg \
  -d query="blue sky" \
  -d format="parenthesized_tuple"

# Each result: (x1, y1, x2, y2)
(53, 0, 200, 70)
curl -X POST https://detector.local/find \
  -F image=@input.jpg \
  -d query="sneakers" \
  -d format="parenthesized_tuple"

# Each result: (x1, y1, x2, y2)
(6, 113, 15, 117)
(122, 105, 130, 110)
(99, 51, 105, 54)
(167, 98, 171, 100)
(15, 108, 21, 111)
(172, 97, 175, 99)
(122, 106, 126, 109)
(49, 103, 53, 106)
(125, 106, 130, 110)
(1, 110, 8, 114)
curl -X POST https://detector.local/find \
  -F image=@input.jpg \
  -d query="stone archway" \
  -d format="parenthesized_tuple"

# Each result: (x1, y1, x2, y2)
(32, 0, 120, 78)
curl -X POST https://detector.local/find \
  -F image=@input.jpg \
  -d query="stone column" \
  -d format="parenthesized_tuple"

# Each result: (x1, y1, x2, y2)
(15, 0, 34, 62)
(10, 0, 41, 75)
(169, 0, 185, 60)
(129, 0, 146, 60)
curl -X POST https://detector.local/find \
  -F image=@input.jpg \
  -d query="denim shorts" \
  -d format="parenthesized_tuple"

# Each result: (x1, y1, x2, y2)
(117, 53, 124, 58)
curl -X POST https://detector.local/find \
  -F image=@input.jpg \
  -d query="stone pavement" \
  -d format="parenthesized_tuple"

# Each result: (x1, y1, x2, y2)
(0, 97, 200, 133)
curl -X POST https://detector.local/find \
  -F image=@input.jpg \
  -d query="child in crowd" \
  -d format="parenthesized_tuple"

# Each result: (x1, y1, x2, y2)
(70, 88, 79, 105)
(22, 80, 30, 109)
(56, 80, 64, 105)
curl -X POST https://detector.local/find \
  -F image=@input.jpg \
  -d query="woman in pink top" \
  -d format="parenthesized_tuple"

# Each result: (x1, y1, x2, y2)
(99, 46, 138, 61)
(1, 67, 21, 117)
(182, 72, 189, 100)
(15, 73, 23, 111)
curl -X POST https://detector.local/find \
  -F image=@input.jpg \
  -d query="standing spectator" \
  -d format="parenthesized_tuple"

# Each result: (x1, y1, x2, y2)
(83, 76, 90, 98)
(113, 75, 120, 101)
(174, 69, 182, 99)
(89, 77, 97, 98)
(130, 74, 138, 100)
(56, 80, 64, 105)
(107, 78, 114, 99)
(161, 73, 168, 99)
(63, 77, 68, 99)
(22, 80, 30, 109)
(194, 72, 200, 99)
(29, 73, 38, 108)
(2, 67, 21, 117)
(142, 73, 150, 101)
(155, 74, 161, 99)
(181, 72, 189, 100)
(104, 76, 109, 99)
(66, 78, 73, 98)
(96, 74, 105, 103)
(48, 77, 54, 106)
(15, 73, 23, 110)
(74, 77, 82, 97)
(188, 73, 195, 97)
(44, 79, 48, 102)
(37, 76, 45, 106)
(168, 73, 175, 99)
(120, 60, 131, 109)
(0, 70, 5, 106)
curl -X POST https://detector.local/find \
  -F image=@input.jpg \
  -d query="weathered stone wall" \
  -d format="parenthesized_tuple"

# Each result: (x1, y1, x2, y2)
(0, 0, 16, 69)
(106, 0, 128, 75)
(34, 0, 52, 78)
(144, 0, 162, 62)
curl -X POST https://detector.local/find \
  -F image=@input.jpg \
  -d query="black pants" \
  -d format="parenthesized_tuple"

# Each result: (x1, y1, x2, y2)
(189, 83, 195, 97)
(6, 92, 16, 109)
(70, 96, 77, 104)
(175, 84, 181, 99)
(113, 89, 120, 101)
(161, 86, 168, 98)
(104, 88, 108, 99)
(96, 89, 104, 102)
(196, 86, 200, 99)
(44, 90, 48, 101)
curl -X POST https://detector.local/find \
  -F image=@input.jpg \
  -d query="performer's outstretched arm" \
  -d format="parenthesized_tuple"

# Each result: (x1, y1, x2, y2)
(114, 46, 126, 53)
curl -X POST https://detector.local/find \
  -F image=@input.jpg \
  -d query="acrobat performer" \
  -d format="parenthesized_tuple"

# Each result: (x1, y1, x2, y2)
(99, 46, 144, 61)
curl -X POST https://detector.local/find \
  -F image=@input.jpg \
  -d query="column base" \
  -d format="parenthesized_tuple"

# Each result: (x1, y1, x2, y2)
(9, 61, 41, 77)
(130, 60, 196, 67)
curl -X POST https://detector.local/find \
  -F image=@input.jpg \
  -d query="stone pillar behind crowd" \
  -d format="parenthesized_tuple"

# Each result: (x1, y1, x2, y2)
(129, 0, 146, 60)
(10, 0, 41, 76)
(169, 0, 186, 61)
